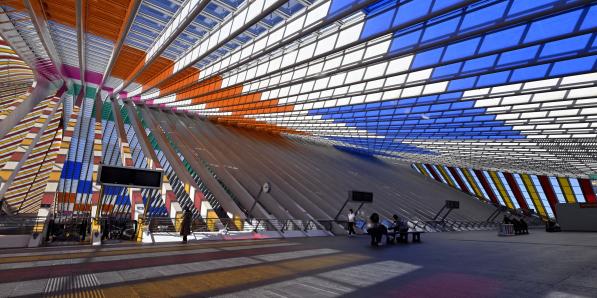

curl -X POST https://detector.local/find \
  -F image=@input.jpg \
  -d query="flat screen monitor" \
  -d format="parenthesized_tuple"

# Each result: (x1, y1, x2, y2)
(98, 165, 162, 189)
(445, 200, 460, 209)
(350, 191, 373, 202)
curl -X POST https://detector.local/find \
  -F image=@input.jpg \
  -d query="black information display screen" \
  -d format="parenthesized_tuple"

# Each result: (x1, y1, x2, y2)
(445, 200, 460, 209)
(98, 165, 162, 189)
(350, 191, 373, 202)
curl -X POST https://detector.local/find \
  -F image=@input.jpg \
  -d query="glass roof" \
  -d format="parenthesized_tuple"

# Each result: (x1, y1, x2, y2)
(0, 0, 595, 177)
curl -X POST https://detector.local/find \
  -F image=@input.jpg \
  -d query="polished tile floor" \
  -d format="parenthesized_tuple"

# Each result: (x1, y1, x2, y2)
(1, 230, 596, 297)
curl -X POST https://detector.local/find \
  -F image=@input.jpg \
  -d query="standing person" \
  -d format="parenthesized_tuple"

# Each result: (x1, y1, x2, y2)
(347, 209, 356, 237)
(367, 212, 382, 246)
(46, 217, 55, 242)
(180, 208, 192, 244)
(79, 218, 88, 241)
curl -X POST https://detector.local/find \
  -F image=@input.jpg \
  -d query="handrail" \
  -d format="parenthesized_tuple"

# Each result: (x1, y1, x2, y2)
(0, 215, 48, 235)
(144, 217, 328, 234)
(0, 214, 502, 236)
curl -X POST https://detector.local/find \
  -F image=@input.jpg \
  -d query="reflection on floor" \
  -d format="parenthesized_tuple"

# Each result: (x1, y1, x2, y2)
(1, 230, 597, 297)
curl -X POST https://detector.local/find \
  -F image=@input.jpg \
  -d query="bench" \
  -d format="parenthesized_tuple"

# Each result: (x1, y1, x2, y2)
(498, 223, 529, 236)
(389, 230, 425, 243)
(498, 223, 515, 236)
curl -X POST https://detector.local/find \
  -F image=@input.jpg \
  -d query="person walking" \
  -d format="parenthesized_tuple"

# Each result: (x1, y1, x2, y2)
(79, 218, 88, 241)
(180, 208, 192, 243)
(347, 209, 356, 237)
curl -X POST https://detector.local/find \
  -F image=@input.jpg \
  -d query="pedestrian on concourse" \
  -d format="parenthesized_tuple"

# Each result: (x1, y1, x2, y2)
(347, 208, 356, 237)
(180, 208, 192, 244)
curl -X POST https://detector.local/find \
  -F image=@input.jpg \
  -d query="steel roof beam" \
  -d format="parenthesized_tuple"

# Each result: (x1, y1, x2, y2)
(117, 0, 212, 92)
(76, 0, 86, 96)
(100, 0, 142, 90)
(23, 0, 69, 85)
(136, 0, 374, 99)
(118, 0, 290, 96)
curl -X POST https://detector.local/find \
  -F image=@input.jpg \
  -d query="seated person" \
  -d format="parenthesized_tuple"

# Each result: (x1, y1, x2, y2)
(388, 214, 408, 243)
(546, 219, 561, 232)
(502, 215, 512, 224)
(546, 219, 554, 232)
(554, 221, 561, 232)
(366, 213, 388, 246)
(510, 218, 522, 234)
(519, 218, 528, 234)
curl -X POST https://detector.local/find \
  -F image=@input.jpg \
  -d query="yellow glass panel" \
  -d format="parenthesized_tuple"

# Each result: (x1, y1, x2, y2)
(557, 177, 576, 203)
(436, 166, 456, 187)
(520, 174, 547, 218)
(489, 171, 514, 209)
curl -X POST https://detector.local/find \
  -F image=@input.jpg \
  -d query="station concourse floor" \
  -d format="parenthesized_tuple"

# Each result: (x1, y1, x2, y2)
(0, 230, 596, 298)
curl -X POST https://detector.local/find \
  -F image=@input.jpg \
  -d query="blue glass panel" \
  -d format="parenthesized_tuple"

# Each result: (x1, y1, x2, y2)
(510, 64, 550, 81)
(497, 45, 540, 67)
(421, 17, 460, 42)
(262, 12, 284, 26)
(247, 24, 266, 36)
(439, 92, 463, 100)
(279, 0, 306, 15)
(478, 25, 526, 53)
(363, 0, 396, 14)
(61, 161, 82, 180)
(77, 180, 93, 194)
(205, 3, 231, 19)
(412, 47, 444, 68)
(412, 105, 429, 113)
(477, 71, 510, 87)
(524, 9, 583, 43)
(460, 1, 508, 31)
(549, 55, 597, 76)
(130, 24, 159, 38)
(509, 0, 559, 16)
(195, 15, 217, 29)
(361, 9, 396, 39)
(136, 16, 165, 30)
(432, 62, 462, 78)
(139, 5, 170, 21)
(127, 32, 154, 44)
(432, 0, 464, 11)
(580, 5, 597, 30)
(443, 37, 481, 62)
(393, 0, 433, 26)
(329, 0, 360, 16)
(540, 34, 592, 58)
(418, 96, 439, 104)
(220, 0, 243, 8)
(447, 77, 477, 91)
(430, 103, 451, 111)
(390, 30, 422, 52)
(104, 186, 122, 196)
(462, 55, 497, 72)
(147, 0, 179, 13)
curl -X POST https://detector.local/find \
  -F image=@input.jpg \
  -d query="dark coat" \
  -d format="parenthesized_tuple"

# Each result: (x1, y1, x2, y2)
(180, 212, 192, 236)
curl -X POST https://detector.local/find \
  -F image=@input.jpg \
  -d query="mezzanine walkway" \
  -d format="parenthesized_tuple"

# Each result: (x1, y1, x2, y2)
(0, 230, 596, 297)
